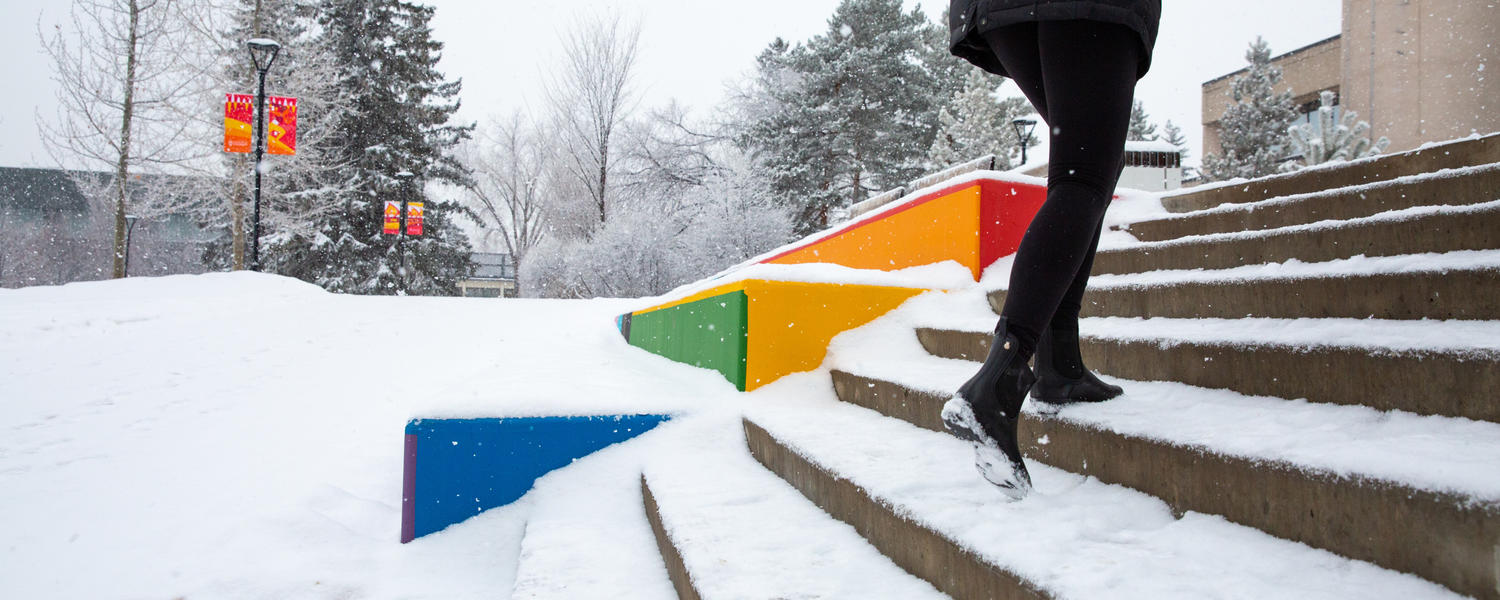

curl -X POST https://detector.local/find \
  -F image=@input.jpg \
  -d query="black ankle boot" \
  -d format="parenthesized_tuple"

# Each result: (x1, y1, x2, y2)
(941, 318, 1036, 500)
(1031, 320, 1123, 404)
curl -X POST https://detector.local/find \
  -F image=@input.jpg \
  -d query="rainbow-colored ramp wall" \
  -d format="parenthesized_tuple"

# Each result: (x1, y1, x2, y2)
(620, 279, 925, 391)
(760, 177, 1047, 279)
(620, 174, 1047, 391)
(401, 415, 671, 542)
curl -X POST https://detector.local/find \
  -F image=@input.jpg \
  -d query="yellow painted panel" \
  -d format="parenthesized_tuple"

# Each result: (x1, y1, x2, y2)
(765, 185, 983, 279)
(742, 280, 926, 391)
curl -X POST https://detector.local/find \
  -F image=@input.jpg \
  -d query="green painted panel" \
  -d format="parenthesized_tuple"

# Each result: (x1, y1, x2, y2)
(627, 290, 748, 390)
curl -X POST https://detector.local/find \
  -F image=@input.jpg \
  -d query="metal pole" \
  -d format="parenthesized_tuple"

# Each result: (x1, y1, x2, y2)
(124, 215, 139, 277)
(250, 66, 268, 272)
(397, 194, 407, 295)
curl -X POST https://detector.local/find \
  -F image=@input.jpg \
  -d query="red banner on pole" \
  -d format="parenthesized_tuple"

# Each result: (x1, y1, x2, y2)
(267, 96, 297, 155)
(383, 201, 401, 235)
(406, 202, 425, 236)
(223, 94, 253, 153)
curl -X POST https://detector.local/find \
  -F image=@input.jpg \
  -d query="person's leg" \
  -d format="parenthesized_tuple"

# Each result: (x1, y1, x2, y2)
(996, 20, 1139, 359)
(980, 23, 1048, 123)
(943, 23, 1051, 500)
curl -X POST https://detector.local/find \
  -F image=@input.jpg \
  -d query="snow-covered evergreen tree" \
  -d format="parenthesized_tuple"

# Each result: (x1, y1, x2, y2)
(1126, 100, 1158, 142)
(1285, 90, 1389, 168)
(928, 68, 1035, 169)
(273, 0, 474, 295)
(1201, 37, 1298, 181)
(739, 0, 942, 235)
(1162, 119, 1188, 161)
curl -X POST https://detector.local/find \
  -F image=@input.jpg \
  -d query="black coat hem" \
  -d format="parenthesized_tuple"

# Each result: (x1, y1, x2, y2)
(949, 1, 1159, 80)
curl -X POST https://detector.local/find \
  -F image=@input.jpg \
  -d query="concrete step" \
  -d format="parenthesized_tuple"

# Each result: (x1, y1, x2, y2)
(987, 253, 1500, 321)
(1091, 200, 1500, 275)
(824, 368, 1500, 600)
(742, 390, 1468, 599)
(1129, 163, 1500, 242)
(640, 415, 946, 600)
(914, 319, 1500, 423)
(507, 437, 678, 599)
(1159, 132, 1500, 213)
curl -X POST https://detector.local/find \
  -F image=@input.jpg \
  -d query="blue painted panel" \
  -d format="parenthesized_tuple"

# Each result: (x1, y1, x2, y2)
(402, 414, 671, 540)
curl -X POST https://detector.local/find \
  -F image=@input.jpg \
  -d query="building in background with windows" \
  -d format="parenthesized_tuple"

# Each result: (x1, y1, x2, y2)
(0, 167, 219, 288)
(1202, 0, 1498, 160)
(457, 252, 517, 298)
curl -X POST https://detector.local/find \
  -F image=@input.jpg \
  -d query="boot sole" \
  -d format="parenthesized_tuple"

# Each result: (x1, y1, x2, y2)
(941, 396, 1032, 500)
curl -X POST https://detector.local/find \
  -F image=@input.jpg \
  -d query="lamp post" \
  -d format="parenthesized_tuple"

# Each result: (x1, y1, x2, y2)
(246, 38, 281, 272)
(1012, 117, 1038, 167)
(124, 214, 139, 276)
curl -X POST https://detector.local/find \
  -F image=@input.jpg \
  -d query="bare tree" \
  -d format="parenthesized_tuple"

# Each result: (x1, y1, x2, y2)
(546, 11, 641, 233)
(39, 0, 213, 278)
(460, 112, 552, 291)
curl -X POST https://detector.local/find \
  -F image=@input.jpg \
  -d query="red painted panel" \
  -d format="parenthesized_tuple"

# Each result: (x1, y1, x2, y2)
(979, 179, 1048, 271)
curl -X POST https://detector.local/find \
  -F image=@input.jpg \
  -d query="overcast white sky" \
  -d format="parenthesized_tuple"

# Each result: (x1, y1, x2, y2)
(0, 0, 1343, 169)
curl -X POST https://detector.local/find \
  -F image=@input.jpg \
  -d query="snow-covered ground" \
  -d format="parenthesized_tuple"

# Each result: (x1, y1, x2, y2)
(3, 183, 1488, 598)
(0, 273, 739, 599)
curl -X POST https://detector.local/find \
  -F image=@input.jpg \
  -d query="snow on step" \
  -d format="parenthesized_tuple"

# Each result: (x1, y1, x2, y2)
(921, 297, 1500, 360)
(1149, 163, 1500, 219)
(641, 413, 947, 600)
(508, 429, 678, 600)
(1084, 249, 1500, 289)
(1111, 198, 1500, 249)
(745, 376, 1461, 600)
(827, 291, 1500, 502)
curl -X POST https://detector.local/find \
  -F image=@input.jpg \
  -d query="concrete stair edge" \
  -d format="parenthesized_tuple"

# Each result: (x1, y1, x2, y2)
(985, 267, 1500, 321)
(829, 369, 1500, 600)
(1092, 203, 1500, 275)
(1160, 133, 1500, 213)
(742, 417, 1051, 600)
(1131, 162, 1500, 241)
(914, 326, 1500, 423)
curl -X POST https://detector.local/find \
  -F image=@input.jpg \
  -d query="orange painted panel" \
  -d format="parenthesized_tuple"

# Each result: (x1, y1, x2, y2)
(763, 185, 984, 279)
(742, 280, 926, 391)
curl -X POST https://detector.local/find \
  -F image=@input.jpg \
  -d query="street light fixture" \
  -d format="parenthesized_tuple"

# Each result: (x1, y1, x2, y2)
(246, 38, 281, 272)
(1012, 117, 1038, 167)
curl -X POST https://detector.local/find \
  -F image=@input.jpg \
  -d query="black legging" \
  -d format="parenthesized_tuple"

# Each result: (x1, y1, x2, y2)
(983, 20, 1140, 358)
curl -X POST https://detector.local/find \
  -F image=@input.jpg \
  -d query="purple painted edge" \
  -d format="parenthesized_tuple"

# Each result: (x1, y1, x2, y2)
(401, 433, 417, 543)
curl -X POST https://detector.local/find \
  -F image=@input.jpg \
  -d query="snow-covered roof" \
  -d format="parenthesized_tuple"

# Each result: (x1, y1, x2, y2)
(1125, 140, 1182, 153)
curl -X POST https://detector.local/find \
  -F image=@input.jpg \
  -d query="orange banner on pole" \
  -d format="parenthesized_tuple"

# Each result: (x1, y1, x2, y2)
(406, 202, 424, 236)
(223, 94, 253, 153)
(383, 201, 401, 235)
(267, 96, 297, 155)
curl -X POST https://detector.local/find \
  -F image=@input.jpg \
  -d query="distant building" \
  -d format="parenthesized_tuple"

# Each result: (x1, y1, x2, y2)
(1118, 140, 1184, 192)
(1202, 0, 1499, 158)
(457, 252, 517, 298)
(0, 167, 220, 288)
(1017, 140, 1184, 192)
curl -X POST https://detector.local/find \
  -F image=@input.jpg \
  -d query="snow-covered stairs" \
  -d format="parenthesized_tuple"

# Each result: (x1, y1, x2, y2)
(1020, 253, 1500, 320)
(736, 389, 1464, 599)
(640, 415, 947, 600)
(1091, 198, 1500, 274)
(625, 137, 1500, 599)
(1132, 163, 1500, 241)
(1159, 132, 1500, 213)
(916, 318, 1500, 421)
(785, 147, 1500, 598)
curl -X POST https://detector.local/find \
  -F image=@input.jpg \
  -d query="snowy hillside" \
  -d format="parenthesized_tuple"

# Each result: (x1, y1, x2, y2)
(0, 273, 738, 598)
